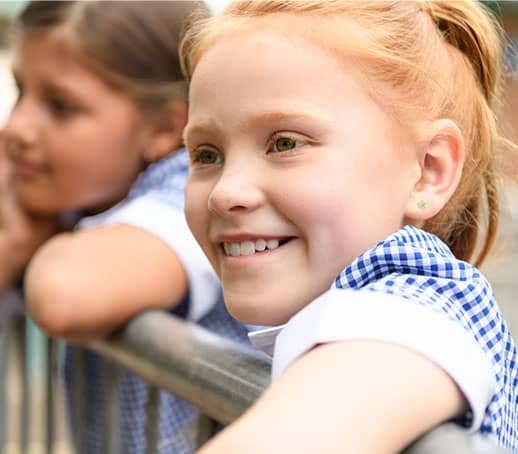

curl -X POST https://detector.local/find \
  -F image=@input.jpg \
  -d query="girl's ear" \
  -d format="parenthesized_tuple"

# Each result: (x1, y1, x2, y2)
(142, 100, 188, 162)
(405, 119, 465, 221)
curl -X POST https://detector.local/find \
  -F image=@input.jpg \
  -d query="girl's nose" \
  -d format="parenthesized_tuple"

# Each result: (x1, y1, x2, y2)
(3, 99, 38, 148)
(208, 168, 264, 217)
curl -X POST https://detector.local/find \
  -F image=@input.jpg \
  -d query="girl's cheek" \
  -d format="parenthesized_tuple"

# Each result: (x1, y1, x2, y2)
(184, 186, 208, 234)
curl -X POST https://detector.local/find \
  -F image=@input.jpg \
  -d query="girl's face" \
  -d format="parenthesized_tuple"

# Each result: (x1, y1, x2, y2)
(3, 28, 152, 214)
(185, 27, 421, 325)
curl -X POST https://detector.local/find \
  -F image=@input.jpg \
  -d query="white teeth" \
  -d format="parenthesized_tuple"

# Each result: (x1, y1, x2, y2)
(266, 239, 279, 250)
(255, 239, 266, 251)
(222, 238, 285, 256)
(240, 241, 255, 256)
(223, 243, 231, 255)
(229, 243, 241, 257)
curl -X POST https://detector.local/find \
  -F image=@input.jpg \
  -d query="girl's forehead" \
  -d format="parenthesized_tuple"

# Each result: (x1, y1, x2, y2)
(190, 29, 368, 121)
(191, 20, 371, 105)
(192, 12, 371, 84)
(14, 26, 82, 71)
(18, 24, 78, 53)
(13, 26, 105, 86)
(190, 27, 342, 96)
(12, 29, 123, 109)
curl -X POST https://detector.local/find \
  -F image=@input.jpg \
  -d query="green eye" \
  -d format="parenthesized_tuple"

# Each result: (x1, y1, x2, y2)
(198, 149, 222, 164)
(274, 137, 297, 152)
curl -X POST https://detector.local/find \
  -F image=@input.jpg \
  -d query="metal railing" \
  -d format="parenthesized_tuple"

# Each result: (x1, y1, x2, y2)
(89, 311, 270, 426)
(0, 314, 71, 454)
(0, 308, 513, 454)
(92, 311, 512, 454)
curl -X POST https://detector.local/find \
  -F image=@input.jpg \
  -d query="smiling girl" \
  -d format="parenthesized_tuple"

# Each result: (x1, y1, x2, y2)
(181, 0, 518, 452)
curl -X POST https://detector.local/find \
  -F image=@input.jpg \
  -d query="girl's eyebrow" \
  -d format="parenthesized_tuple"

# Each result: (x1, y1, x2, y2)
(43, 80, 82, 101)
(247, 111, 319, 125)
(183, 120, 220, 145)
(9, 63, 86, 105)
(184, 110, 323, 144)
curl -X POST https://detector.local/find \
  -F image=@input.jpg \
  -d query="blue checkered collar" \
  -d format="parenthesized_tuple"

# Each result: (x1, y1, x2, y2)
(127, 147, 188, 201)
(333, 225, 475, 291)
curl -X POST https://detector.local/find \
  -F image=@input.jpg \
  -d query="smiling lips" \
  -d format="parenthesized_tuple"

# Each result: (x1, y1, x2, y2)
(222, 238, 292, 257)
(11, 158, 47, 177)
(6, 145, 47, 176)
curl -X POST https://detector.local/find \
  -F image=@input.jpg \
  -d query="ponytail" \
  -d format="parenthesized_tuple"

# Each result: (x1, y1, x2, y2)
(418, 0, 504, 266)
(420, 0, 503, 105)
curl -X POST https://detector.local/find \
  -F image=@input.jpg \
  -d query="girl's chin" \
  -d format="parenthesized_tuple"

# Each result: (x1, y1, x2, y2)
(16, 198, 62, 217)
(16, 195, 85, 218)
(225, 299, 291, 326)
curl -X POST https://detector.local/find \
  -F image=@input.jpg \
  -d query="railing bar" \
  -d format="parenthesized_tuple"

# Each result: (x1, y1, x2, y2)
(87, 310, 511, 454)
(71, 346, 86, 454)
(46, 337, 55, 454)
(0, 327, 8, 450)
(195, 414, 219, 449)
(9, 317, 25, 454)
(53, 340, 73, 454)
(144, 384, 159, 454)
(101, 360, 121, 454)
(0, 329, 9, 452)
(21, 317, 29, 454)
(88, 312, 271, 425)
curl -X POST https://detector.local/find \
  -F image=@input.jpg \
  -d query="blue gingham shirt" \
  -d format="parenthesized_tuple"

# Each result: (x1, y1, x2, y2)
(66, 149, 251, 454)
(270, 226, 517, 451)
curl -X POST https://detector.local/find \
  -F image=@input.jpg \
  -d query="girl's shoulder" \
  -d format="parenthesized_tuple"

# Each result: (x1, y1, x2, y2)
(330, 225, 517, 448)
(336, 225, 504, 362)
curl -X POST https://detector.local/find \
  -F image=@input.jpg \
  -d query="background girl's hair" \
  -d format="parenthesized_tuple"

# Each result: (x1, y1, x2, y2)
(19, 0, 209, 109)
(181, 0, 509, 266)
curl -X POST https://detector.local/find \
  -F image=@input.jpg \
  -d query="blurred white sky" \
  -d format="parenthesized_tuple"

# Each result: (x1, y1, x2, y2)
(206, 0, 229, 13)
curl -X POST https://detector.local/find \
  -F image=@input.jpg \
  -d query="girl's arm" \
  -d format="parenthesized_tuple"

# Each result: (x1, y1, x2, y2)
(24, 224, 188, 341)
(199, 340, 466, 454)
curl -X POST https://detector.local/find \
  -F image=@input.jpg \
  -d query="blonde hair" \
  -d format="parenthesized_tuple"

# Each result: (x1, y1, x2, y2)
(181, 0, 507, 266)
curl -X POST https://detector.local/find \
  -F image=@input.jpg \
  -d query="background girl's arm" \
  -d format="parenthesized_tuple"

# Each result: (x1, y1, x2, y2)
(24, 224, 188, 341)
(200, 340, 466, 454)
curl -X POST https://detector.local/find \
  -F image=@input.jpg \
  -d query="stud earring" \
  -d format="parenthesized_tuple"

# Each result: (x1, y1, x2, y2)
(417, 200, 427, 209)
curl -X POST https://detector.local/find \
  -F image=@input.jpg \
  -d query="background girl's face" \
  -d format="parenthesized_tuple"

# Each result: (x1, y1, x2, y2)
(3, 28, 151, 214)
(185, 27, 422, 325)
